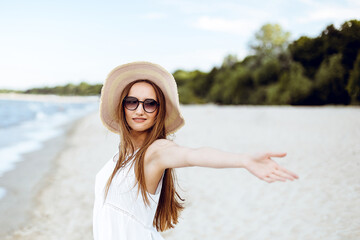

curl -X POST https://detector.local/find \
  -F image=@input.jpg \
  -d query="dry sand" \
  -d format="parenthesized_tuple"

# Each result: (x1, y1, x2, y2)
(3, 105, 360, 239)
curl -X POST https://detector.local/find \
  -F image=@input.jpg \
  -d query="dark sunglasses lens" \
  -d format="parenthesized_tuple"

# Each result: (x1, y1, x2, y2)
(124, 97, 138, 110)
(144, 99, 158, 112)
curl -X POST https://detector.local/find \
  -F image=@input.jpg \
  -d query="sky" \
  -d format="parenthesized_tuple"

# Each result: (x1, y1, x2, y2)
(0, 0, 359, 90)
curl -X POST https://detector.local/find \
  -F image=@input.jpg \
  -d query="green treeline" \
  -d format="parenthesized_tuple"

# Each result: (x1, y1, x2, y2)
(174, 20, 360, 105)
(23, 82, 103, 96)
(6, 19, 359, 105)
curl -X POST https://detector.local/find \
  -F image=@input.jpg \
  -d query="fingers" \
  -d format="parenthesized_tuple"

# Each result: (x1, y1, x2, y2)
(263, 168, 299, 183)
(268, 152, 287, 158)
(278, 166, 299, 179)
(263, 176, 275, 183)
(263, 174, 283, 183)
(269, 173, 287, 182)
(274, 169, 295, 181)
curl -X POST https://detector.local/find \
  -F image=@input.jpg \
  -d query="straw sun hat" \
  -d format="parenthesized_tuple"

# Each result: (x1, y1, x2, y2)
(100, 61, 185, 135)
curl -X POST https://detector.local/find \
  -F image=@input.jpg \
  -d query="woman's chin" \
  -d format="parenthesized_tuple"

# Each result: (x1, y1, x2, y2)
(130, 127, 150, 133)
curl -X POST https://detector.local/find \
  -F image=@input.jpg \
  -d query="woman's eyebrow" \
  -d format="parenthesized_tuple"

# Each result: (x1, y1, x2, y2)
(127, 95, 157, 101)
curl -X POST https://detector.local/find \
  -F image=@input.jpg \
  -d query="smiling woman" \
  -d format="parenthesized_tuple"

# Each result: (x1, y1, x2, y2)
(93, 61, 298, 240)
(124, 81, 160, 134)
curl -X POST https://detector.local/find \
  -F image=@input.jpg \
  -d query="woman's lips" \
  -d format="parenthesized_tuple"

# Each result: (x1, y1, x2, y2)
(133, 118, 146, 123)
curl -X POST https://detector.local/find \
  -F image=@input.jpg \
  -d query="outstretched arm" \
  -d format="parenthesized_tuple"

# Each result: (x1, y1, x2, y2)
(147, 139, 298, 183)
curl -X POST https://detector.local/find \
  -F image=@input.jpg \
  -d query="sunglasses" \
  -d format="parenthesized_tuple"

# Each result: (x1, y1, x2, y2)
(123, 96, 159, 113)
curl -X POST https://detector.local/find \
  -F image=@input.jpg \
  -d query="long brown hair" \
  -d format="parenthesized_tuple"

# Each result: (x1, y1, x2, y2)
(104, 79, 184, 231)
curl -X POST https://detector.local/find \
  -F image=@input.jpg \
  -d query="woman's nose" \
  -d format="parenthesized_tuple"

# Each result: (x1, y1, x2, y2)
(135, 102, 145, 114)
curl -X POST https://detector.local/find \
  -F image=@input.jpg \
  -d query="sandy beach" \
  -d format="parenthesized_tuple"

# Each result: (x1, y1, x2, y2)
(1, 104, 360, 239)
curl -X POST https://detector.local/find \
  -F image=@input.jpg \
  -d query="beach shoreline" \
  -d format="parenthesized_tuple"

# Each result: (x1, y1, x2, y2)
(0, 95, 100, 201)
(3, 111, 119, 240)
(0, 112, 94, 238)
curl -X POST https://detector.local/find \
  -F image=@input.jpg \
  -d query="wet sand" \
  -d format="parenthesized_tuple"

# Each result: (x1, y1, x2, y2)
(0, 134, 68, 237)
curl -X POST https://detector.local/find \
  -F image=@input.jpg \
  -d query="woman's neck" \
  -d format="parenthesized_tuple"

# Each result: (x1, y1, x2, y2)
(130, 130, 148, 148)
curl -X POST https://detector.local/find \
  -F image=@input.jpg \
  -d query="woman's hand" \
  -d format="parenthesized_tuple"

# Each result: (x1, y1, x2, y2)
(243, 152, 299, 183)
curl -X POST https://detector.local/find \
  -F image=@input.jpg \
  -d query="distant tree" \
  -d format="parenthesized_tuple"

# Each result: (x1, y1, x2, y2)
(187, 71, 209, 99)
(92, 84, 103, 95)
(221, 54, 238, 68)
(338, 20, 360, 76)
(173, 70, 193, 87)
(173, 69, 208, 104)
(289, 20, 360, 81)
(250, 23, 291, 59)
(24, 82, 102, 96)
(253, 58, 281, 86)
(346, 50, 360, 104)
(209, 64, 253, 104)
(321, 24, 342, 56)
(314, 54, 349, 104)
(267, 62, 313, 105)
(77, 82, 96, 95)
(0, 89, 20, 93)
(289, 36, 324, 78)
(177, 87, 203, 104)
(247, 23, 291, 91)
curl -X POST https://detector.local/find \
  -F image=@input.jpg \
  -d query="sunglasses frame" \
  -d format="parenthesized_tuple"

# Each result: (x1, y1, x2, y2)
(123, 96, 159, 113)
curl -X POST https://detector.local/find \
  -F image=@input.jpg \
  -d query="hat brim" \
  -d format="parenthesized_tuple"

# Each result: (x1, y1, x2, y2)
(100, 61, 185, 135)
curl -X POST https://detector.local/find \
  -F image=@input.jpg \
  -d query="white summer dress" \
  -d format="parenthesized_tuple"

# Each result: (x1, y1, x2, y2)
(93, 153, 165, 240)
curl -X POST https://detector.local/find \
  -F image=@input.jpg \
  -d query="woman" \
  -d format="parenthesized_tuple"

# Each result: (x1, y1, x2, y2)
(93, 61, 298, 240)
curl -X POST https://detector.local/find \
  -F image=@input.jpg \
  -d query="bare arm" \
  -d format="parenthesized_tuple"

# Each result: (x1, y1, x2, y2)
(174, 146, 250, 168)
(147, 139, 299, 183)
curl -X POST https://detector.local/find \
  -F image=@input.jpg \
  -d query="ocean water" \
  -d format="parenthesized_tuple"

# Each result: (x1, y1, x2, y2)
(0, 98, 99, 199)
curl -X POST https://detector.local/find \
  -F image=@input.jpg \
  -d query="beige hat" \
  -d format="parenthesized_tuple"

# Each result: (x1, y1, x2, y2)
(99, 61, 185, 135)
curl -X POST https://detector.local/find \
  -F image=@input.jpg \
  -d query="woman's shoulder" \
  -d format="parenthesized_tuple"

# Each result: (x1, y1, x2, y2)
(145, 139, 176, 161)
(148, 139, 174, 153)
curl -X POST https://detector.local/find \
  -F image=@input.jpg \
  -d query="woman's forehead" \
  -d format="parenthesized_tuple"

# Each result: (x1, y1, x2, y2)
(128, 81, 157, 100)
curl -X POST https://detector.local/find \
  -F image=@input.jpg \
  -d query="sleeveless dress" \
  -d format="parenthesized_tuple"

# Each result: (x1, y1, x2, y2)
(93, 153, 165, 240)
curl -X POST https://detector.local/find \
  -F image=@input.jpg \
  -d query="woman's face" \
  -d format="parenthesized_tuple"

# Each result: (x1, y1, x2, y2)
(124, 81, 158, 133)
